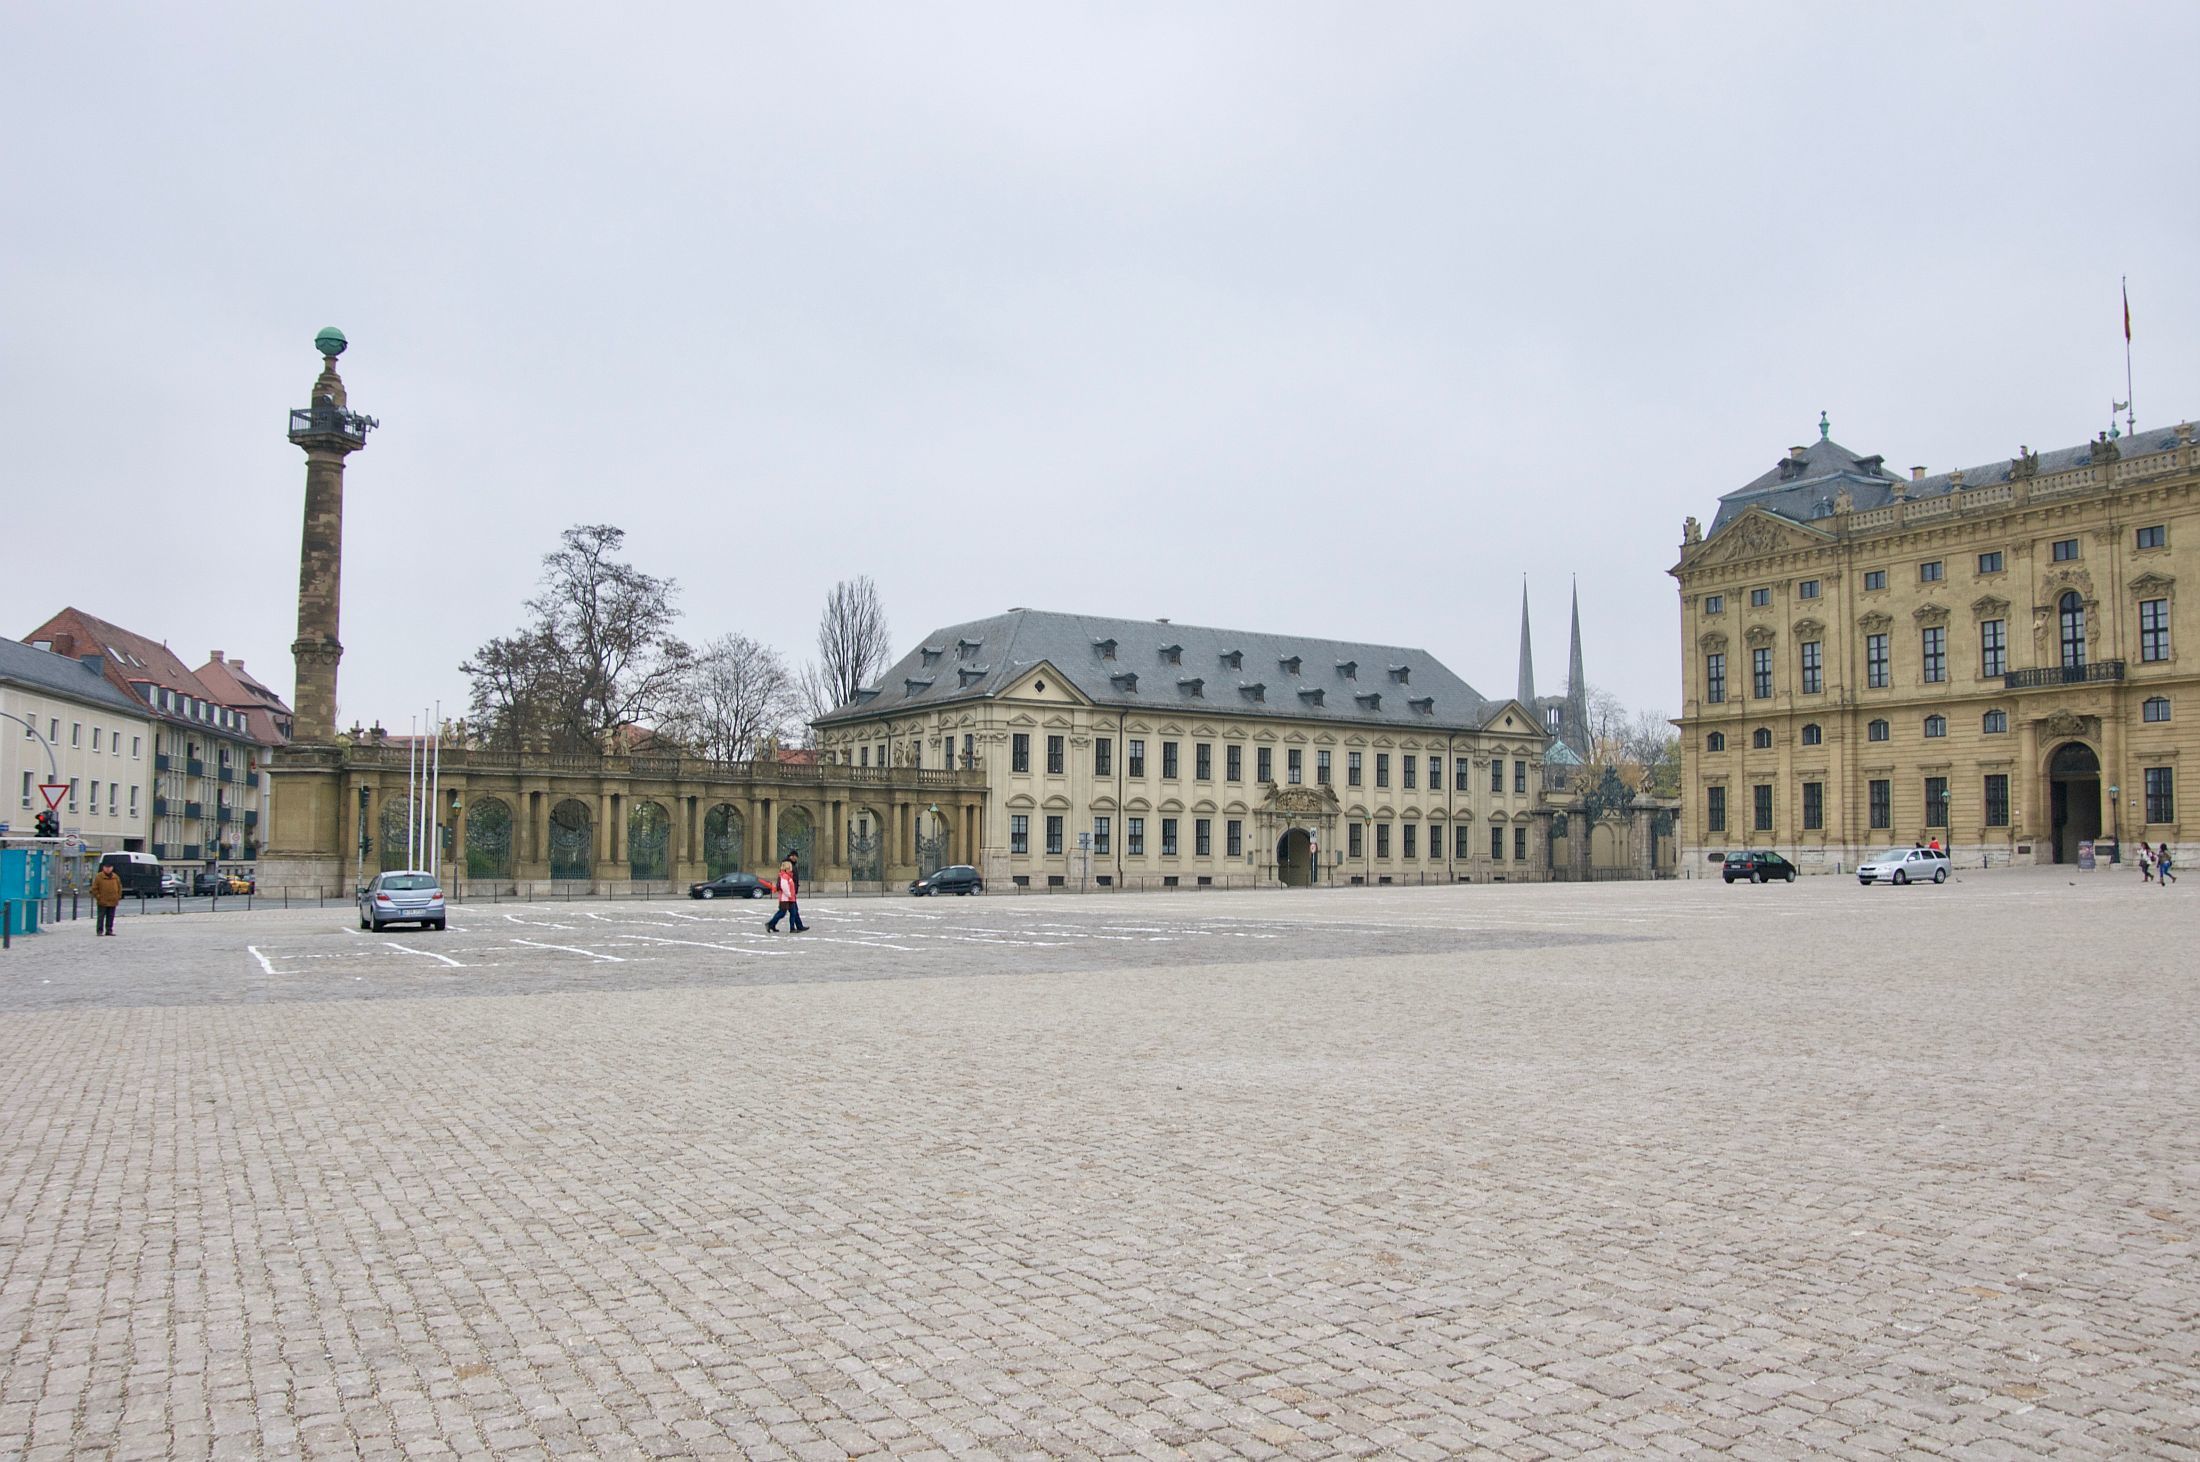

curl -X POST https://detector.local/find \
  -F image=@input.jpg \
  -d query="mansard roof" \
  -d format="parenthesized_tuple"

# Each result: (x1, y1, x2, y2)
(815, 608, 1514, 734)
(1710, 421, 2194, 533)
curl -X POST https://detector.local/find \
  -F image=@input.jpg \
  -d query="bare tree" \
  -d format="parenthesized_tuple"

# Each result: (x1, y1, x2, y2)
(793, 661, 835, 739)
(1575, 685, 1678, 795)
(815, 576, 893, 711)
(461, 525, 691, 752)
(662, 634, 798, 763)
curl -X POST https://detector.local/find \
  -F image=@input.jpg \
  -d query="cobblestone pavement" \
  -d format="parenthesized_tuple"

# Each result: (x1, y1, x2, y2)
(0, 868, 2193, 1459)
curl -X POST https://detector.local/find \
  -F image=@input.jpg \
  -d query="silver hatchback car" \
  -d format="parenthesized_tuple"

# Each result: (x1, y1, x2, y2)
(359, 869, 447, 930)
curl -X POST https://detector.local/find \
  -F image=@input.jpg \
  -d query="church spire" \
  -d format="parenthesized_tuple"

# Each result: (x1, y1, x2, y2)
(1565, 579, 1590, 759)
(1516, 578, 1536, 707)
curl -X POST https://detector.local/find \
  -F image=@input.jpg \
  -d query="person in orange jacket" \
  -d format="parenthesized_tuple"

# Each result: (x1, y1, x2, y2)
(764, 855, 807, 933)
(92, 865, 123, 936)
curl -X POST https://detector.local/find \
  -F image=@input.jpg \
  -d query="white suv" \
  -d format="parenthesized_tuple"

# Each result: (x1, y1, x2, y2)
(1857, 847, 1950, 886)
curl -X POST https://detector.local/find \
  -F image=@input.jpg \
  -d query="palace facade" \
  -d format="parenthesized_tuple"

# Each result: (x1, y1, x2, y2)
(813, 609, 1556, 888)
(1673, 415, 2199, 872)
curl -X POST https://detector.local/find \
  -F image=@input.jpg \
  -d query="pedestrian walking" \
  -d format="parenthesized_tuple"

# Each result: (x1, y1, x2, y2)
(91, 864, 123, 936)
(2158, 843, 2176, 886)
(2137, 842, 2154, 883)
(765, 856, 808, 932)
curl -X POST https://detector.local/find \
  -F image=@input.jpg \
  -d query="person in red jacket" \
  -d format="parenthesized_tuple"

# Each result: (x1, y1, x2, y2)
(765, 854, 807, 932)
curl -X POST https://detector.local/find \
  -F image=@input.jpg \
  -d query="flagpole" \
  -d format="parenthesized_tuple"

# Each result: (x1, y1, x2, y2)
(406, 715, 418, 868)
(2124, 276, 2136, 436)
(429, 701, 442, 878)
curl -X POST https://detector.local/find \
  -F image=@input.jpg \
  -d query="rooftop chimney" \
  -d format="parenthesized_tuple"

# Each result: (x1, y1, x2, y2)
(1910, 466, 1926, 481)
(48, 632, 76, 659)
(1789, 445, 1807, 462)
(209, 650, 225, 663)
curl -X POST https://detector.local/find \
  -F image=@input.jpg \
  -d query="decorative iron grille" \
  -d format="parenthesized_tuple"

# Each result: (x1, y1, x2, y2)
(703, 804, 744, 879)
(466, 798, 514, 879)
(628, 801, 671, 881)
(549, 799, 593, 881)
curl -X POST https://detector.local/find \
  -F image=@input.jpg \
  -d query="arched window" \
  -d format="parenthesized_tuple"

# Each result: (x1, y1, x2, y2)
(1751, 727, 1773, 749)
(2060, 591, 2086, 669)
(1868, 719, 1890, 742)
(2143, 696, 2172, 723)
(1705, 732, 1725, 751)
(1800, 723, 1823, 746)
(1982, 709, 2008, 734)
(1924, 715, 1948, 738)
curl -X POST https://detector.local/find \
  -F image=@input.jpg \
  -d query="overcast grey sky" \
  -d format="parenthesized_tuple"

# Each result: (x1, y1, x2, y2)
(6, 3, 2195, 729)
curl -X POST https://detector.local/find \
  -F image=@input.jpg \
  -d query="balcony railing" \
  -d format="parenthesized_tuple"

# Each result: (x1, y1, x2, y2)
(216, 807, 233, 824)
(184, 801, 204, 820)
(153, 797, 170, 817)
(186, 759, 205, 778)
(155, 752, 172, 771)
(244, 810, 258, 828)
(2004, 660, 2125, 690)
(219, 766, 234, 783)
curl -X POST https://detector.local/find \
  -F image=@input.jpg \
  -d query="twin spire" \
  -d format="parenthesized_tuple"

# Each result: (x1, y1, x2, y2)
(1516, 578, 1589, 759)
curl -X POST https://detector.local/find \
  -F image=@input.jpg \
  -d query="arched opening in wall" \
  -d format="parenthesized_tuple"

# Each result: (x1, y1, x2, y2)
(2048, 741, 2101, 865)
(378, 798, 417, 872)
(776, 805, 816, 875)
(628, 801, 670, 882)
(847, 807, 885, 885)
(549, 799, 593, 881)
(915, 807, 950, 880)
(465, 798, 514, 879)
(1276, 827, 1313, 887)
(702, 804, 745, 879)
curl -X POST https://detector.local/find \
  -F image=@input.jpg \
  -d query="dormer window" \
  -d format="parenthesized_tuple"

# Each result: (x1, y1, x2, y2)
(1408, 696, 1434, 716)
(956, 638, 982, 661)
(1159, 643, 1182, 665)
(1279, 655, 1301, 676)
(1177, 677, 1204, 698)
(1110, 671, 1139, 692)
(1240, 682, 1265, 703)
(919, 646, 944, 667)
(957, 667, 987, 688)
(1335, 660, 1356, 679)
(1093, 637, 1117, 660)
(1388, 665, 1409, 683)
(852, 687, 881, 704)
(1219, 649, 1242, 670)
(1298, 687, 1325, 706)
(1356, 692, 1382, 711)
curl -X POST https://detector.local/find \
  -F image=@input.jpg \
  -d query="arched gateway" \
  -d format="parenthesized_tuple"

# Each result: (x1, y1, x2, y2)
(2048, 741, 2102, 865)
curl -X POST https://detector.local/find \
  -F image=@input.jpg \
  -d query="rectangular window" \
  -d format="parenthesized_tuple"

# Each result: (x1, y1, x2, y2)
(87, 784, 98, 816)
(1704, 594, 1725, 615)
(1092, 816, 1111, 855)
(1402, 824, 1417, 859)
(1349, 823, 1364, 858)
(1984, 774, 2009, 827)
(1456, 824, 1472, 858)
(1753, 783, 1773, 832)
(91, 728, 101, 752)
(1161, 818, 1178, 856)
(1402, 756, 1417, 791)
(1046, 735, 1064, 775)
(1256, 747, 1272, 783)
(1750, 587, 1771, 607)
(1226, 744, 1242, 782)
(1864, 569, 1887, 591)
(1046, 815, 1063, 855)
(1491, 759, 1504, 794)
(1978, 550, 2004, 574)
(1980, 619, 2007, 678)
(1127, 817, 1145, 855)
(70, 723, 81, 747)
(2144, 697, 2172, 723)
(1429, 756, 1442, 789)
(17, 771, 27, 808)
(1798, 579, 1820, 600)
(128, 785, 138, 816)
(1800, 640, 1822, 695)
(1752, 646, 1773, 699)
(1194, 818, 1211, 857)
(2137, 524, 2167, 550)
(1226, 819, 1242, 858)
(1316, 750, 1331, 785)
(1455, 757, 1470, 792)
(1128, 739, 1146, 778)
(1706, 786, 1726, 833)
(1375, 753, 1390, 788)
(1866, 634, 1890, 688)
(1802, 781, 1823, 831)
(1161, 741, 1179, 779)
(2140, 599, 2170, 662)
(1514, 827, 1528, 861)
(963, 734, 973, 768)
(1348, 751, 1363, 786)
(1706, 652, 1726, 703)
(1011, 733, 1030, 773)
(1286, 748, 1303, 785)
(1375, 823, 1391, 859)
(1195, 742, 1212, 780)
(1094, 737, 1112, 776)
(1515, 760, 1528, 794)
(1869, 779, 1891, 830)
(2052, 538, 2079, 562)
(133, 735, 142, 758)
(1009, 815, 1029, 854)
(1924, 776, 1949, 828)
(67, 777, 77, 812)
(2145, 767, 2175, 824)
(1492, 824, 1507, 859)
(1921, 625, 1946, 683)
(1919, 560, 1944, 583)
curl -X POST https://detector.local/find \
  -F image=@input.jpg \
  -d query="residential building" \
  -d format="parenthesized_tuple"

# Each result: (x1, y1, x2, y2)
(21, 610, 271, 869)
(0, 637, 156, 854)
(1673, 414, 2198, 871)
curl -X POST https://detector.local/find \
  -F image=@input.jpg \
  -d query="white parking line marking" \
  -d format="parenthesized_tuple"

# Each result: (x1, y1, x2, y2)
(613, 934, 786, 958)
(384, 941, 468, 968)
(246, 945, 280, 975)
(510, 938, 625, 963)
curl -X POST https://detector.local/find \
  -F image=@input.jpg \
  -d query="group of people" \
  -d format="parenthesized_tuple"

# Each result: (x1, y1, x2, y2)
(2137, 842, 2179, 886)
(764, 853, 808, 932)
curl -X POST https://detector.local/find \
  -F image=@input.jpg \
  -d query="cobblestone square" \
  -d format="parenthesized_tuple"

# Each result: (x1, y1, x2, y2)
(0, 869, 2194, 1459)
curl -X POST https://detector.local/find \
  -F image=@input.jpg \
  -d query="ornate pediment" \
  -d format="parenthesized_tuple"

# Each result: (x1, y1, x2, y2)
(1743, 625, 1778, 648)
(2040, 708, 2098, 741)
(1912, 602, 1950, 628)
(1698, 510, 1822, 565)
(2036, 568, 2096, 607)
(2131, 571, 2176, 597)
(1262, 783, 1338, 816)
(1857, 611, 1893, 634)
(1791, 617, 1825, 639)
(1698, 630, 1729, 653)
(1972, 594, 2011, 618)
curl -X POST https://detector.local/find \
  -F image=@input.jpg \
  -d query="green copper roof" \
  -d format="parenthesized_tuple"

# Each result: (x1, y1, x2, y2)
(313, 327, 348, 357)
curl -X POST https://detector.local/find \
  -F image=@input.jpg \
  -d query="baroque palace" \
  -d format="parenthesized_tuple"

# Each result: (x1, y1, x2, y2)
(1674, 413, 2198, 871)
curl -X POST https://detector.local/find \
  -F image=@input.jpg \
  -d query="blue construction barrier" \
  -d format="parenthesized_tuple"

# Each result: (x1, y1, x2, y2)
(1, 847, 51, 939)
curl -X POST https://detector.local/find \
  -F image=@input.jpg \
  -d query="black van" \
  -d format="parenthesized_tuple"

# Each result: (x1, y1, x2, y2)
(97, 851, 165, 896)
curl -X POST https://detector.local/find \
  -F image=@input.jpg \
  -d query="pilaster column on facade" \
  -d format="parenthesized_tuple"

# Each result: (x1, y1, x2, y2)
(2017, 715, 2042, 857)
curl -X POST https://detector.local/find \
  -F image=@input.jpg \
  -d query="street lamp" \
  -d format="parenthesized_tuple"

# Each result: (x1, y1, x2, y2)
(2108, 783, 2121, 863)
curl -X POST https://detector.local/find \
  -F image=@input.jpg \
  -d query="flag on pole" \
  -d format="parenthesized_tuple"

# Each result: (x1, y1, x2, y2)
(2124, 280, 2132, 342)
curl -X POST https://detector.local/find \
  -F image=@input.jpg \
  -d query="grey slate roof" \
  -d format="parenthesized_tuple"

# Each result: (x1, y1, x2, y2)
(0, 637, 152, 717)
(815, 609, 1517, 735)
(1711, 424, 2193, 533)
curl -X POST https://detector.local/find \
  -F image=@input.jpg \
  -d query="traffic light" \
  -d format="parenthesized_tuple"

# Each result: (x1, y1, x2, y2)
(34, 810, 59, 840)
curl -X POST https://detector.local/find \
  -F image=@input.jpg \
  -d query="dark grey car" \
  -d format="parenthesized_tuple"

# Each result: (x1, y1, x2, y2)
(910, 865, 983, 896)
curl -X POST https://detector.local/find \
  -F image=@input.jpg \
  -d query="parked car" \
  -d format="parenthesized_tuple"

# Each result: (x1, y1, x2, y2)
(158, 871, 182, 897)
(689, 872, 772, 900)
(910, 865, 984, 896)
(223, 873, 256, 895)
(1721, 850, 1798, 884)
(1857, 847, 1950, 885)
(191, 870, 226, 896)
(359, 870, 447, 930)
(97, 850, 165, 897)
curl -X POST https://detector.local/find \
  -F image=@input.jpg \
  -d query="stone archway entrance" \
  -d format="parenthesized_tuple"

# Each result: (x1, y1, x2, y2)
(1276, 828, 1314, 887)
(2049, 741, 2101, 865)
